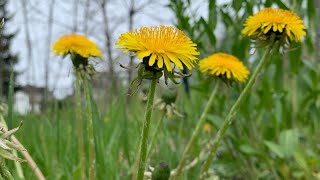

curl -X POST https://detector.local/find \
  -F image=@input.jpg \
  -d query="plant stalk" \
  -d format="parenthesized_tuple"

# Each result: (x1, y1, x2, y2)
(146, 113, 165, 160)
(75, 73, 86, 180)
(171, 80, 220, 179)
(199, 45, 273, 178)
(136, 78, 157, 180)
(84, 76, 96, 180)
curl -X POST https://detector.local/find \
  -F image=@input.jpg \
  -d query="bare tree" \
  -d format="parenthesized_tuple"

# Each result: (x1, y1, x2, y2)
(83, 0, 91, 35)
(19, 0, 37, 112)
(72, 0, 80, 32)
(127, 0, 135, 85)
(19, 0, 33, 84)
(101, 0, 114, 79)
(27, 2, 73, 30)
(44, 0, 56, 105)
(96, 0, 116, 97)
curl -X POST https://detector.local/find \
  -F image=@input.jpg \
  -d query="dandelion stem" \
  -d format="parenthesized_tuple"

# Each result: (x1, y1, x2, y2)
(84, 76, 96, 180)
(75, 73, 86, 180)
(137, 78, 157, 180)
(171, 80, 220, 179)
(146, 113, 165, 160)
(200, 45, 273, 178)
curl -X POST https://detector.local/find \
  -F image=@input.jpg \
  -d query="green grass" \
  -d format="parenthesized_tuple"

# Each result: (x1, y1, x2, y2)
(5, 62, 320, 179)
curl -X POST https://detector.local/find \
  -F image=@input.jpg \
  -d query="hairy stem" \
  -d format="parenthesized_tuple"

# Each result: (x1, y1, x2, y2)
(75, 73, 86, 180)
(84, 76, 96, 180)
(146, 113, 165, 160)
(136, 78, 157, 180)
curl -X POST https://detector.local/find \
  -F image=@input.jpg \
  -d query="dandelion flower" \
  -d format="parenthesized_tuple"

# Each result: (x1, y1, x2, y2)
(52, 34, 102, 58)
(242, 8, 306, 42)
(53, 35, 101, 179)
(199, 53, 249, 82)
(115, 26, 199, 72)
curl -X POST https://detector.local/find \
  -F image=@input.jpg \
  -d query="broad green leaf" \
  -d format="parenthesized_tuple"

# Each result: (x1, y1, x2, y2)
(279, 129, 299, 156)
(264, 141, 284, 158)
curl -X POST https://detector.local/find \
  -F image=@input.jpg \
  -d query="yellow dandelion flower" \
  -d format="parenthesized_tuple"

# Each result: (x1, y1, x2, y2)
(199, 53, 250, 82)
(242, 8, 306, 42)
(115, 26, 199, 72)
(52, 34, 102, 58)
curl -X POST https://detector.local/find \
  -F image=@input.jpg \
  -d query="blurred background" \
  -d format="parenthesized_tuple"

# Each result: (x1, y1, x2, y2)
(0, 0, 319, 179)
(5, 0, 177, 113)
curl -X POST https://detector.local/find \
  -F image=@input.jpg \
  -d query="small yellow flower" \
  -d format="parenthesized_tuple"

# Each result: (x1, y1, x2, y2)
(199, 53, 249, 82)
(52, 34, 102, 58)
(115, 26, 199, 72)
(203, 123, 213, 134)
(242, 8, 306, 42)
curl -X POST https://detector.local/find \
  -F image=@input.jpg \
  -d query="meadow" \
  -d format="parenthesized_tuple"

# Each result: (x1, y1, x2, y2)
(0, 0, 319, 180)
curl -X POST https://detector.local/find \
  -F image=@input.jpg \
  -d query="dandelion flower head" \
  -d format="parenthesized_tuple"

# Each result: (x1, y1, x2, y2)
(52, 34, 102, 58)
(242, 8, 306, 42)
(199, 53, 250, 83)
(116, 26, 199, 72)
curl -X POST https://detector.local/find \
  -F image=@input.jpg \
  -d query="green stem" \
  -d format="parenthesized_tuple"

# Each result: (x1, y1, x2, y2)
(199, 45, 273, 178)
(75, 73, 86, 180)
(171, 80, 220, 179)
(136, 78, 157, 180)
(84, 76, 96, 180)
(13, 150, 24, 179)
(146, 113, 165, 160)
(0, 158, 14, 180)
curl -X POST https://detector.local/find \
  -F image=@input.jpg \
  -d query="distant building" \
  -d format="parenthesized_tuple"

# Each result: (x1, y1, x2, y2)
(14, 85, 53, 114)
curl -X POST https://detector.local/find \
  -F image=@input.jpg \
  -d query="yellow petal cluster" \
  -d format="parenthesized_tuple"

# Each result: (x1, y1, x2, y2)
(199, 53, 249, 82)
(116, 26, 199, 71)
(242, 8, 306, 42)
(52, 34, 102, 58)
